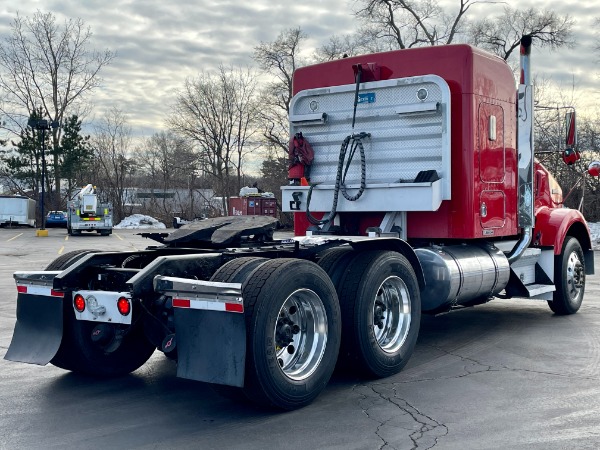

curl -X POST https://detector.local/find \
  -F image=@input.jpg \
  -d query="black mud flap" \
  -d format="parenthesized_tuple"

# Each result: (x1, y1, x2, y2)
(174, 308, 246, 387)
(4, 293, 63, 365)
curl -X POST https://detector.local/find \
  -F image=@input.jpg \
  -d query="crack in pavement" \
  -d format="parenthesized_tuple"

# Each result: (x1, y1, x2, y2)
(387, 387, 448, 450)
(430, 345, 600, 381)
(350, 345, 600, 448)
(353, 383, 448, 449)
(393, 345, 600, 384)
(353, 384, 389, 449)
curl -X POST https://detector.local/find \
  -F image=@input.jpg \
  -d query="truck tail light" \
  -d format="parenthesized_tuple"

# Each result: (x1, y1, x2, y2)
(117, 297, 131, 316)
(74, 294, 86, 312)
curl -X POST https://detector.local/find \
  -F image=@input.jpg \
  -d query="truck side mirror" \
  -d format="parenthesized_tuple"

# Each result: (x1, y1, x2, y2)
(565, 110, 576, 148)
(588, 161, 600, 177)
(562, 148, 580, 165)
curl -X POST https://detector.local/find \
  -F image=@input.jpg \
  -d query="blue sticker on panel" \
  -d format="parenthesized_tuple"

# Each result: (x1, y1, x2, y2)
(357, 93, 376, 104)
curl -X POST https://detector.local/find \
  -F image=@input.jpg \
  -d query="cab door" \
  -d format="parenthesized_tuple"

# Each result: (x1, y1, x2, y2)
(478, 103, 506, 232)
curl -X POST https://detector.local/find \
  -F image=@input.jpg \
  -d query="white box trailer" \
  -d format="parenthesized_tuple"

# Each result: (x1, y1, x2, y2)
(0, 195, 36, 227)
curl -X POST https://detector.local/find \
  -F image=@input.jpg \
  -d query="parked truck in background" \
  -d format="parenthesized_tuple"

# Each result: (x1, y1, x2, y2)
(67, 184, 113, 236)
(0, 195, 36, 227)
(5, 36, 596, 410)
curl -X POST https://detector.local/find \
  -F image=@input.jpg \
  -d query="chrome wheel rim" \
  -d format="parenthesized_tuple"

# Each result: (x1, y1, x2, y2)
(566, 250, 585, 302)
(373, 276, 411, 354)
(274, 289, 328, 381)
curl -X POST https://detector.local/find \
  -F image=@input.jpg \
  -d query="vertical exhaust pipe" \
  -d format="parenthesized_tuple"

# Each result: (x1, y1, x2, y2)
(507, 35, 534, 264)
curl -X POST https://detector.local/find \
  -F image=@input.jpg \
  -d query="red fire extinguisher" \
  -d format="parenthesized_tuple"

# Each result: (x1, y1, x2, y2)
(288, 132, 314, 184)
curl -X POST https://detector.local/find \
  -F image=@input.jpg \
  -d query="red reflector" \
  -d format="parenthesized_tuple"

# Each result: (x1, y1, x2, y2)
(225, 302, 244, 313)
(117, 297, 131, 316)
(17, 285, 27, 294)
(173, 298, 190, 308)
(50, 290, 64, 297)
(74, 294, 85, 312)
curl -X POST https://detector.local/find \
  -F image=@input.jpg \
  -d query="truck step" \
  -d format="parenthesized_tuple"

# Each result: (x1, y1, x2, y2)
(505, 270, 555, 301)
(521, 283, 555, 300)
(506, 246, 555, 301)
(509, 248, 541, 285)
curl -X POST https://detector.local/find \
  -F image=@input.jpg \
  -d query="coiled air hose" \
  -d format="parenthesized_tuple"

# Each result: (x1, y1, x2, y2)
(305, 132, 370, 225)
(305, 64, 371, 226)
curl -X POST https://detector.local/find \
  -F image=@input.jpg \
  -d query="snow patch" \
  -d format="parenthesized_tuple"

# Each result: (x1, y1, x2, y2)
(114, 214, 166, 229)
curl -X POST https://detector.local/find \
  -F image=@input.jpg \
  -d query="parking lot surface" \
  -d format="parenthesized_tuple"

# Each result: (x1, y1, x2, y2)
(1, 227, 600, 449)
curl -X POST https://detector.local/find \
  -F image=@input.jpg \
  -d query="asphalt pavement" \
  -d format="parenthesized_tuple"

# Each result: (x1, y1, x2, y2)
(1, 227, 599, 449)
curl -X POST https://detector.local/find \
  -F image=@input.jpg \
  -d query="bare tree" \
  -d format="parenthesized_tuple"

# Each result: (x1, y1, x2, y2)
(531, 77, 600, 220)
(254, 28, 307, 156)
(323, 2, 572, 65)
(228, 69, 260, 190)
(538, 110, 600, 221)
(253, 28, 313, 224)
(168, 66, 259, 212)
(469, 7, 574, 60)
(138, 131, 198, 220)
(92, 108, 136, 222)
(314, 27, 393, 61)
(253, 26, 308, 215)
(353, 0, 495, 49)
(0, 11, 114, 206)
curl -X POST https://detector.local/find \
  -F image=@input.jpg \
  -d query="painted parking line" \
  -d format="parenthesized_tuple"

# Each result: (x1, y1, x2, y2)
(58, 246, 64, 255)
(6, 233, 23, 242)
(65, 235, 69, 241)
(113, 232, 124, 241)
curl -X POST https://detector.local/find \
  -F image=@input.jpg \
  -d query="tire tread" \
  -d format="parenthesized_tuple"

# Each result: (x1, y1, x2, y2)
(548, 236, 585, 315)
(336, 250, 420, 378)
(241, 259, 340, 409)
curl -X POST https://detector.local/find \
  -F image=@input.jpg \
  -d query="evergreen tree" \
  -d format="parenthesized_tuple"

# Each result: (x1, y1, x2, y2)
(1, 110, 50, 197)
(58, 115, 93, 198)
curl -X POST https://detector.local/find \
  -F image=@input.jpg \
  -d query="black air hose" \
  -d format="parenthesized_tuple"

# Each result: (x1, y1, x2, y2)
(305, 132, 369, 226)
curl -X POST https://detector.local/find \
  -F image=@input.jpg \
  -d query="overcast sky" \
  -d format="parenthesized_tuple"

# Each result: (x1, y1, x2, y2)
(0, 0, 598, 138)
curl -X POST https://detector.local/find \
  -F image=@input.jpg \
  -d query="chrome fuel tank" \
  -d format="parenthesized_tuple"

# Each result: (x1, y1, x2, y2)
(415, 244, 510, 313)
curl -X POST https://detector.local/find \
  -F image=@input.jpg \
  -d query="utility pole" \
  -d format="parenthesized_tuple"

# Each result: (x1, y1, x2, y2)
(28, 117, 59, 237)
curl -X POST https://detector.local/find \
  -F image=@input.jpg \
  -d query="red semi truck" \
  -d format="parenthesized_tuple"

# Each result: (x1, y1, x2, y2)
(5, 36, 595, 410)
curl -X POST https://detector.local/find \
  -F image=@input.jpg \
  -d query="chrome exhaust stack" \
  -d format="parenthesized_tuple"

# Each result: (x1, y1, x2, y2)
(507, 35, 534, 264)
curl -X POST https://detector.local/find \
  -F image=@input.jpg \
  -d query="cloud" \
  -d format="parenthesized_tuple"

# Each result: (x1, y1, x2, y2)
(0, 0, 598, 138)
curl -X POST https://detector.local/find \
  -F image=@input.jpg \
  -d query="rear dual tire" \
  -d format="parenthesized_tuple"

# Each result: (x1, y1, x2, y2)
(210, 257, 341, 410)
(318, 249, 421, 378)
